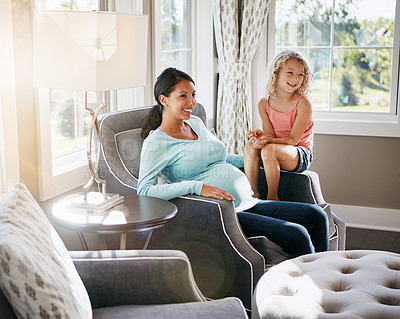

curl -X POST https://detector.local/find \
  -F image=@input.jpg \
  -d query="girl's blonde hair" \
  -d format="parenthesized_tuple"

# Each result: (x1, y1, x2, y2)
(266, 50, 312, 98)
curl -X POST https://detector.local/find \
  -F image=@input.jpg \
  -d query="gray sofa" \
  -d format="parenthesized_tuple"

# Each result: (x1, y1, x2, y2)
(97, 103, 346, 310)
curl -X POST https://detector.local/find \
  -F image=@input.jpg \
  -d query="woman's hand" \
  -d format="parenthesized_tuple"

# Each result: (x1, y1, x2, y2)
(201, 184, 235, 201)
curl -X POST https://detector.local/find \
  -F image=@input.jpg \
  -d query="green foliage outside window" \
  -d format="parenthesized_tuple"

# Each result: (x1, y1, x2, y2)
(275, 0, 396, 112)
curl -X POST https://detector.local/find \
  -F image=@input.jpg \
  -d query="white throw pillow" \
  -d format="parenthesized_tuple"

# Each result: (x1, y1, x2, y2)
(0, 180, 92, 318)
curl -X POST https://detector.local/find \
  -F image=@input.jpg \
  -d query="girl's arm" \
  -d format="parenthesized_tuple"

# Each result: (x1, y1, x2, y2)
(258, 98, 275, 137)
(254, 97, 312, 147)
(288, 97, 312, 144)
(247, 98, 276, 149)
(137, 137, 203, 200)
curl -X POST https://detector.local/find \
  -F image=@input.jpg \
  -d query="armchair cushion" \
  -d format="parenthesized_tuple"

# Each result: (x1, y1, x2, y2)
(93, 297, 247, 319)
(0, 180, 91, 319)
(115, 128, 143, 179)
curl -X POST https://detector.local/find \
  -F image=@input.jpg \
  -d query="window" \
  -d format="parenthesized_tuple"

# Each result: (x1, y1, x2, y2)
(153, 0, 193, 77)
(153, 0, 216, 126)
(36, 0, 144, 200)
(269, 0, 400, 136)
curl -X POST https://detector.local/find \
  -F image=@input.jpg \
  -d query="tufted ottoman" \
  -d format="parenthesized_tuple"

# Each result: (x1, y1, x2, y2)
(252, 250, 400, 319)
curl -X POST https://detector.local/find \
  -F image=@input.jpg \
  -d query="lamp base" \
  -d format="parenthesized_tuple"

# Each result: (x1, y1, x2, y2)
(70, 192, 124, 213)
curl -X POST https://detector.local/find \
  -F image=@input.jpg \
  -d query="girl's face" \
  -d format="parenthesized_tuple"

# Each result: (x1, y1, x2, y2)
(160, 79, 197, 120)
(276, 59, 305, 94)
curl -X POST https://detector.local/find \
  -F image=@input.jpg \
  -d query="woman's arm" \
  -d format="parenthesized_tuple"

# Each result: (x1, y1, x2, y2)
(137, 136, 203, 200)
(226, 154, 244, 169)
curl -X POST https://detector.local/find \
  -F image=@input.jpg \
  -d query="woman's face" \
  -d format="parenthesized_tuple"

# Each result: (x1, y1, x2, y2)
(160, 80, 197, 120)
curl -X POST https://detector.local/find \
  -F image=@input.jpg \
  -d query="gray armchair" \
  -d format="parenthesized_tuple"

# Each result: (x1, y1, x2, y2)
(0, 250, 247, 318)
(257, 168, 346, 251)
(97, 103, 345, 310)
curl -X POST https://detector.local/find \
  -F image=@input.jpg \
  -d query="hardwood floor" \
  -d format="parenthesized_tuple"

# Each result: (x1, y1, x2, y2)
(345, 227, 400, 254)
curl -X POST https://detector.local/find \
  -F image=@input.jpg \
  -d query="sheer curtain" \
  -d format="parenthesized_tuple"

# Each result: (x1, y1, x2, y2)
(214, 0, 270, 153)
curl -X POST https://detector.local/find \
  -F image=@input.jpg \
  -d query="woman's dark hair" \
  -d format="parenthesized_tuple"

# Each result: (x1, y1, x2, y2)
(141, 67, 195, 139)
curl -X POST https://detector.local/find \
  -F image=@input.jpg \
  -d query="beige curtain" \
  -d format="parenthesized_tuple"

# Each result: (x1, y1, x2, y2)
(214, 0, 270, 153)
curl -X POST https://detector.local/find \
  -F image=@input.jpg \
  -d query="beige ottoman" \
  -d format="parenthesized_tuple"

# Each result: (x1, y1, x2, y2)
(252, 250, 400, 319)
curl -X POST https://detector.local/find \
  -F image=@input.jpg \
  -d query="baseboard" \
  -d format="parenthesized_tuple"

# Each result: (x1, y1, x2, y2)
(331, 204, 400, 232)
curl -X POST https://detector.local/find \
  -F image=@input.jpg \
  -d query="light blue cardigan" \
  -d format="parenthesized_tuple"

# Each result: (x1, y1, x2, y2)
(137, 116, 258, 211)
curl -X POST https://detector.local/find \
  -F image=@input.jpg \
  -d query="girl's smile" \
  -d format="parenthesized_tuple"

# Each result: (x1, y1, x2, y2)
(277, 59, 305, 93)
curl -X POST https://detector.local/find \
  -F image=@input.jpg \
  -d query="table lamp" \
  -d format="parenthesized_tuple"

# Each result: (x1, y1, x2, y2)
(33, 10, 148, 211)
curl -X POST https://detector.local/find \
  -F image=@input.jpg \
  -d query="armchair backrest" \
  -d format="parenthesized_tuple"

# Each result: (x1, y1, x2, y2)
(98, 103, 207, 194)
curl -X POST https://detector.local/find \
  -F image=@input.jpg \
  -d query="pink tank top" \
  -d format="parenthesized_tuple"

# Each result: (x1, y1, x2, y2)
(266, 95, 314, 152)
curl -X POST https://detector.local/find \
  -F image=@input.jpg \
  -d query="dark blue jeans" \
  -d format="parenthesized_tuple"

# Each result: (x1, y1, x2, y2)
(237, 201, 329, 258)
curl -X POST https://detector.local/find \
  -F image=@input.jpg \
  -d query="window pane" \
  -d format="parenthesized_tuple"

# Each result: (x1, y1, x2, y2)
(161, 51, 190, 73)
(334, 0, 396, 47)
(332, 48, 392, 111)
(50, 90, 78, 155)
(160, 0, 191, 73)
(275, 0, 332, 47)
(161, 0, 189, 50)
(161, 0, 172, 50)
(50, 90, 103, 158)
(171, 0, 189, 50)
(304, 49, 331, 110)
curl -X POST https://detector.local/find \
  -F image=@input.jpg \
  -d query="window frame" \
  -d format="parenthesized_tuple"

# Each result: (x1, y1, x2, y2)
(0, 1, 21, 199)
(267, 0, 400, 137)
(0, 98, 20, 198)
(153, 0, 216, 125)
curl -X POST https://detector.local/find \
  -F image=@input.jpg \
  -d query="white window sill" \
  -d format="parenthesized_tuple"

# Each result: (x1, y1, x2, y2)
(314, 113, 400, 137)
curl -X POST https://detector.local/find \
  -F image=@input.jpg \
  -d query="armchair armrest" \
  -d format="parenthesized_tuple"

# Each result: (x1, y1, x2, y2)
(170, 195, 266, 283)
(258, 168, 326, 204)
(70, 249, 206, 309)
(333, 213, 346, 250)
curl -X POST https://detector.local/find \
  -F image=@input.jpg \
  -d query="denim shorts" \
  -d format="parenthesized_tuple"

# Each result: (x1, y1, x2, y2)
(294, 146, 313, 172)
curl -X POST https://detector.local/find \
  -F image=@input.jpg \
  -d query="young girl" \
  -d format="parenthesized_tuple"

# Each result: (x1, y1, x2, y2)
(244, 50, 314, 200)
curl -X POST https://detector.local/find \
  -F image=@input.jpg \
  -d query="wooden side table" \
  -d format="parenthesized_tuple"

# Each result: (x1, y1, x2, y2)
(50, 194, 177, 250)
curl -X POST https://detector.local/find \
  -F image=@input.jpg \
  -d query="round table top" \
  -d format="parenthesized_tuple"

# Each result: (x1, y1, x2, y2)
(51, 194, 178, 234)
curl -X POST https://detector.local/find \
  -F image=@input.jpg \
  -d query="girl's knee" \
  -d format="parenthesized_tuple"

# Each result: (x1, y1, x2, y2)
(260, 143, 276, 161)
(244, 141, 260, 157)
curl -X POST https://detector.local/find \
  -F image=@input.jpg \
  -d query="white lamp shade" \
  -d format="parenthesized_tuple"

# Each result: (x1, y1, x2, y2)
(33, 10, 148, 91)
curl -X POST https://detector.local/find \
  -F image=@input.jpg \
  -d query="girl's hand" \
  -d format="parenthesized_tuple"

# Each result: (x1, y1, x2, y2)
(253, 134, 270, 149)
(248, 129, 269, 149)
(201, 184, 235, 201)
(248, 129, 263, 140)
